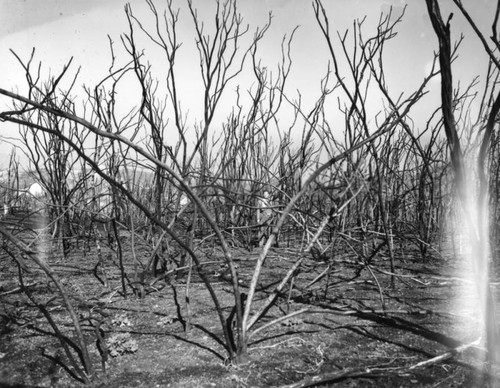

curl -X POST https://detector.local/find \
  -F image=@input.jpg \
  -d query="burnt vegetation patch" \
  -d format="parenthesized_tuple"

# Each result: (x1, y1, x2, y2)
(1, 0, 500, 386)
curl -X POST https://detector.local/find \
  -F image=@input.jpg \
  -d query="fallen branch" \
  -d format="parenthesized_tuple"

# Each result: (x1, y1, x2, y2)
(374, 268, 429, 285)
(0, 282, 38, 296)
(280, 338, 483, 388)
(408, 337, 482, 370)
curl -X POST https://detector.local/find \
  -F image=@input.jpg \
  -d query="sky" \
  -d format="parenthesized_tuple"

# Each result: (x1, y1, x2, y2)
(0, 0, 495, 169)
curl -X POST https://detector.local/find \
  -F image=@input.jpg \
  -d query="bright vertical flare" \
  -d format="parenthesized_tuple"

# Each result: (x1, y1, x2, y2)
(453, 161, 497, 375)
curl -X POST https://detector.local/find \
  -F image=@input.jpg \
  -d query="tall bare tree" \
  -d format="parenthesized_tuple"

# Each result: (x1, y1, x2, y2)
(425, 0, 500, 373)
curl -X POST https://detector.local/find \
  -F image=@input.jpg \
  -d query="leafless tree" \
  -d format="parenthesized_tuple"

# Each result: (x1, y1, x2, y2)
(0, 1, 477, 383)
(425, 0, 500, 374)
